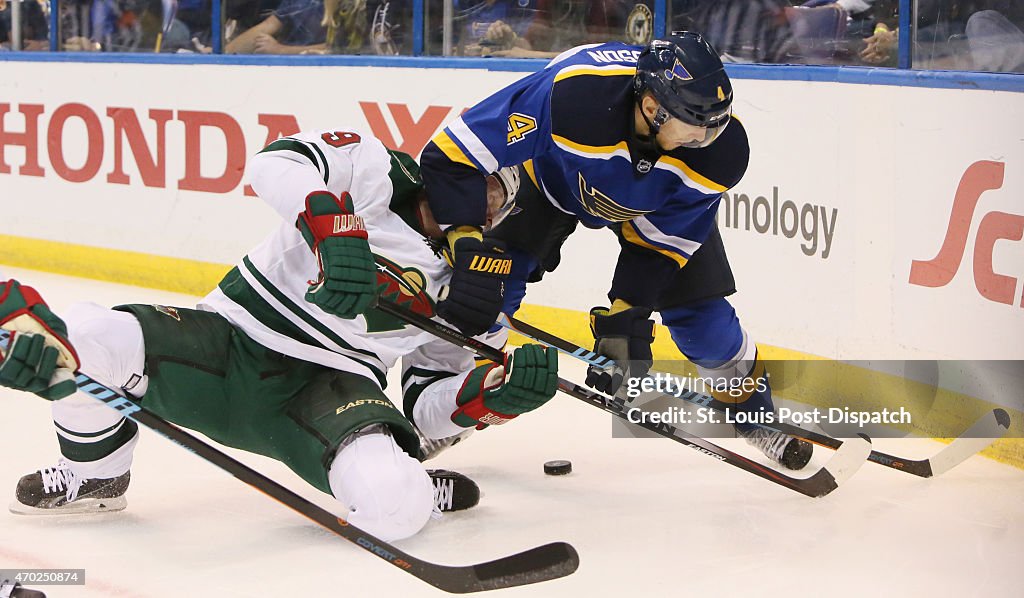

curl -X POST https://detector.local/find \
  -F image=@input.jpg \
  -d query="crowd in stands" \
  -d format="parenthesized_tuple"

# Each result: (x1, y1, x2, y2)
(1, 0, 214, 52)
(2, 0, 1021, 73)
(0, 0, 49, 50)
(669, 0, 1023, 72)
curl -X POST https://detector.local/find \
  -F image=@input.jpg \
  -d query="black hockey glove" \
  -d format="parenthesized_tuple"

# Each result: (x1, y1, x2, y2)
(438, 231, 511, 337)
(585, 304, 655, 396)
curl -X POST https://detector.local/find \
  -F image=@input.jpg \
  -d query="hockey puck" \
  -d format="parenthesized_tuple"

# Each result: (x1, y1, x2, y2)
(543, 460, 572, 476)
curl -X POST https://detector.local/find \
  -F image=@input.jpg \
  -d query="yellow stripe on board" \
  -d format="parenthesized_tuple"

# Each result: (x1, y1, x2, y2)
(3, 233, 1020, 469)
(510, 304, 818, 368)
(0, 234, 230, 297)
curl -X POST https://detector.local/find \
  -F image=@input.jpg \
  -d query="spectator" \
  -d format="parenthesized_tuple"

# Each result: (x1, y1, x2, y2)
(485, 0, 637, 58)
(453, 0, 540, 56)
(173, 0, 213, 49)
(226, 0, 330, 54)
(142, 0, 199, 53)
(323, 0, 369, 53)
(82, 0, 198, 53)
(89, 0, 143, 51)
(0, 0, 50, 51)
(368, 0, 411, 55)
(671, 0, 794, 63)
(60, 0, 90, 42)
(226, 0, 371, 54)
(965, 5, 1024, 72)
(858, 0, 973, 68)
(672, 1, 861, 65)
(224, 0, 281, 44)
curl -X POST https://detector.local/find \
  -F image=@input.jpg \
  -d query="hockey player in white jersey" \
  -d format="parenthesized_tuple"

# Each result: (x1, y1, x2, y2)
(0, 127, 558, 542)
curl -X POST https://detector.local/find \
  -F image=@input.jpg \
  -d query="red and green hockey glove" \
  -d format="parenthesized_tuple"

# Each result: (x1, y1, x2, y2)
(0, 280, 80, 400)
(451, 344, 558, 429)
(296, 191, 378, 319)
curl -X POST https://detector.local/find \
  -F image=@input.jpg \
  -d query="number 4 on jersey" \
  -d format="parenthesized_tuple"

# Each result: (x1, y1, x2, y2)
(507, 113, 537, 145)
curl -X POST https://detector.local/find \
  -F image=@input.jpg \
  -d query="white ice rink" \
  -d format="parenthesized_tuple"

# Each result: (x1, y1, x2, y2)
(2, 267, 1023, 597)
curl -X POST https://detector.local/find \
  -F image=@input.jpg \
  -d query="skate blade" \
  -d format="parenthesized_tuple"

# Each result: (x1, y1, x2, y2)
(8, 495, 127, 516)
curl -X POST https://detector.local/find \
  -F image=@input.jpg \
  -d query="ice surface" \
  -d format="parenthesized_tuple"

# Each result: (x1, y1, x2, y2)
(1, 267, 1022, 597)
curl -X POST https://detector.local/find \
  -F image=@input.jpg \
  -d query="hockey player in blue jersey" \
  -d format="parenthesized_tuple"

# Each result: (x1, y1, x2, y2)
(419, 31, 813, 470)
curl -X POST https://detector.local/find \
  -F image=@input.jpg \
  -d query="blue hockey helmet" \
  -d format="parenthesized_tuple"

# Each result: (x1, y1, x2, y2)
(634, 31, 732, 147)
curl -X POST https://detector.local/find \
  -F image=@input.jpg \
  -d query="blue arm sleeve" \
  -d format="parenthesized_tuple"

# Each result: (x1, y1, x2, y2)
(420, 69, 555, 229)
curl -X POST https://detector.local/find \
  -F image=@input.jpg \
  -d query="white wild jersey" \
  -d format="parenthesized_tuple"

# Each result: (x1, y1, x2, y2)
(200, 127, 478, 389)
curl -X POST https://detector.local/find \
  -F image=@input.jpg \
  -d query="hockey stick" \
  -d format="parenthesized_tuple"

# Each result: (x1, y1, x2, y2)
(0, 330, 579, 593)
(497, 314, 615, 369)
(375, 300, 871, 498)
(497, 314, 1012, 478)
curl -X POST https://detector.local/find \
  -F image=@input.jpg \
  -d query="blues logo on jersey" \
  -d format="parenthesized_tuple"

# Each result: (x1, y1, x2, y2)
(577, 173, 652, 222)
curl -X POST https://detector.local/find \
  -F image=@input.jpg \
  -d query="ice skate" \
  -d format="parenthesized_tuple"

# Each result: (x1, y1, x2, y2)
(428, 469, 479, 512)
(10, 459, 129, 515)
(416, 427, 474, 462)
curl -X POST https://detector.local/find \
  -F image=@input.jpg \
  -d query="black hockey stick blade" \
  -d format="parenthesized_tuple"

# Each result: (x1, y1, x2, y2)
(0, 330, 578, 592)
(347, 538, 577, 593)
(496, 315, 1012, 479)
(451, 542, 580, 593)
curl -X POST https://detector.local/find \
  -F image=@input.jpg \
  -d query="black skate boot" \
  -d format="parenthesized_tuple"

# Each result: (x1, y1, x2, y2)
(742, 428, 813, 470)
(416, 427, 474, 462)
(10, 459, 130, 515)
(428, 470, 479, 512)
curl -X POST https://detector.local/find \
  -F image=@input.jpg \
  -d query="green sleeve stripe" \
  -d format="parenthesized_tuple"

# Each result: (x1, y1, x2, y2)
(310, 143, 331, 185)
(240, 257, 387, 385)
(260, 139, 318, 167)
(259, 139, 329, 186)
(220, 266, 324, 348)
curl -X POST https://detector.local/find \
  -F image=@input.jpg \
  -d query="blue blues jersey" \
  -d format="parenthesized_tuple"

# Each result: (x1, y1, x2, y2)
(421, 41, 749, 305)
